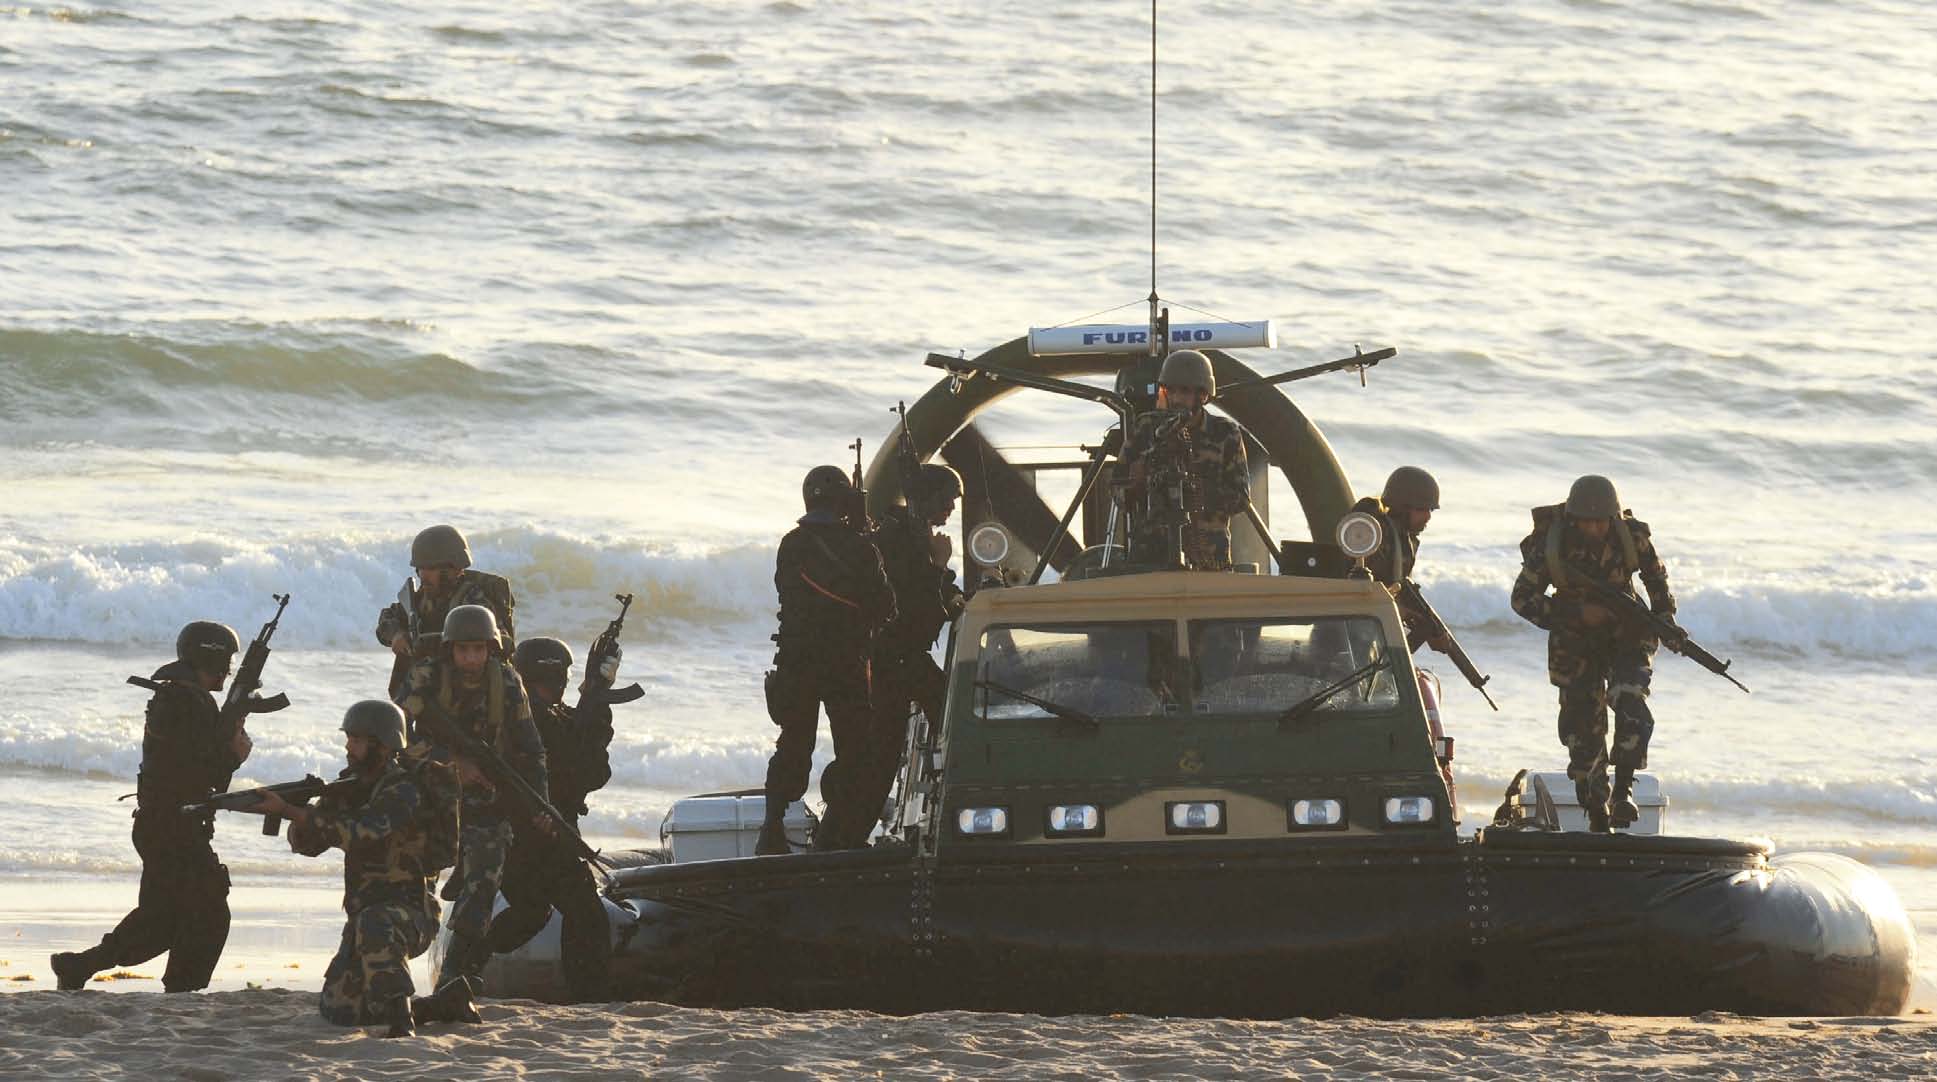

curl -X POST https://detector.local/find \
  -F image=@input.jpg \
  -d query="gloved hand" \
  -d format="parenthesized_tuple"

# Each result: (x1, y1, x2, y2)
(928, 532, 953, 568)
(596, 645, 622, 685)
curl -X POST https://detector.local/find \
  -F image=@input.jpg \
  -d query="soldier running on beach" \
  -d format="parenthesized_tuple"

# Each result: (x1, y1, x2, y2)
(394, 604, 549, 984)
(250, 700, 471, 1038)
(52, 622, 254, 993)
(486, 636, 618, 1001)
(377, 524, 516, 696)
(1510, 475, 1676, 832)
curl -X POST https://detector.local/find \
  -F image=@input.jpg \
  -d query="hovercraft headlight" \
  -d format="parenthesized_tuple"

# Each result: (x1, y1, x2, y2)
(1335, 511, 1384, 560)
(1045, 803, 1103, 838)
(968, 522, 1012, 566)
(1289, 797, 1347, 831)
(955, 806, 1010, 837)
(1165, 800, 1226, 835)
(1382, 795, 1436, 826)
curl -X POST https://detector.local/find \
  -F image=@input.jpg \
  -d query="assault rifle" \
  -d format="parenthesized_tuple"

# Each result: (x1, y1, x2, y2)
(181, 772, 360, 837)
(848, 438, 872, 533)
(1393, 580, 1498, 711)
(1564, 563, 1751, 694)
(132, 595, 293, 728)
(220, 593, 293, 735)
(581, 592, 645, 706)
(412, 697, 616, 874)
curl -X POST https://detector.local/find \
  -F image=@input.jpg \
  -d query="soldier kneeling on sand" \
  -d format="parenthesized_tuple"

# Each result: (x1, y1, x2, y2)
(249, 701, 471, 1038)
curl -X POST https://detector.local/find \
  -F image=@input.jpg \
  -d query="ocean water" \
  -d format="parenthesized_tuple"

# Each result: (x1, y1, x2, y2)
(3, 0, 1934, 998)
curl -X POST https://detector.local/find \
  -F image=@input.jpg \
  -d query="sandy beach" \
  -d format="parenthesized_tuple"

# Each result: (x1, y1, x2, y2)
(0, 989, 1931, 1081)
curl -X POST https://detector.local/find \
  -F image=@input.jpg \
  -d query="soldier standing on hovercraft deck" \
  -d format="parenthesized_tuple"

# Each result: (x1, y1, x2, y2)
(1117, 349, 1250, 571)
(486, 637, 618, 1002)
(1352, 466, 1453, 654)
(837, 462, 966, 849)
(394, 604, 548, 983)
(377, 525, 516, 697)
(1510, 475, 1676, 832)
(755, 466, 896, 855)
(52, 622, 254, 992)
(251, 700, 471, 1038)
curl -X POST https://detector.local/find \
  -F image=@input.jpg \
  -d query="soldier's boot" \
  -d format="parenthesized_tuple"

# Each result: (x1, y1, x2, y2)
(51, 946, 107, 991)
(754, 808, 790, 856)
(440, 931, 490, 986)
(412, 975, 482, 1026)
(1574, 778, 1610, 834)
(1609, 767, 1640, 829)
(382, 994, 416, 1038)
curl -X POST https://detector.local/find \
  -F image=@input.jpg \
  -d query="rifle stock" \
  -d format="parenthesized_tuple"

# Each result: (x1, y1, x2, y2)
(1564, 563, 1751, 694)
(1394, 580, 1498, 711)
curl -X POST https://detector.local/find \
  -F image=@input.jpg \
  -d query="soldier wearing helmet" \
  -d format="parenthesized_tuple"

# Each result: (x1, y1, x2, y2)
(1352, 466, 1451, 654)
(53, 621, 256, 993)
(393, 604, 549, 983)
(1511, 475, 1676, 832)
(375, 524, 517, 697)
(1116, 349, 1251, 571)
(755, 465, 897, 855)
(832, 461, 968, 850)
(252, 701, 470, 1037)
(485, 636, 616, 1001)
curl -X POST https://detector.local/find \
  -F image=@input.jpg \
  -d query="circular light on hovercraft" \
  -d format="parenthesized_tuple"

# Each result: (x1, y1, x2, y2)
(1289, 798, 1346, 831)
(1045, 804, 1103, 837)
(1335, 511, 1384, 560)
(968, 522, 1012, 566)
(1382, 795, 1436, 826)
(1164, 800, 1226, 835)
(956, 806, 1010, 836)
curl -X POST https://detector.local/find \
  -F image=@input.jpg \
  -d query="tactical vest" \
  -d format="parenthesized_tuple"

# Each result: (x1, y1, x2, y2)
(1542, 504, 1640, 587)
(435, 663, 507, 750)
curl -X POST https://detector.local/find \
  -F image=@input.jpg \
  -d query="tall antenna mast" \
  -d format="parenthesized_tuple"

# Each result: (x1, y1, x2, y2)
(1147, 0, 1165, 364)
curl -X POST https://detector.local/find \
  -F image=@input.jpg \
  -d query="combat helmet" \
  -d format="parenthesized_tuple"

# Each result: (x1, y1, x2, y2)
(411, 524, 472, 570)
(802, 465, 852, 512)
(1158, 349, 1215, 397)
(1565, 475, 1621, 519)
(917, 462, 964, 505)
(441, 604, 502, 651)
(175, 621, 240, 672)
(1381, 466, 1441, 511)
(513, 637, 574, 684)
(341, 699, 407, 753)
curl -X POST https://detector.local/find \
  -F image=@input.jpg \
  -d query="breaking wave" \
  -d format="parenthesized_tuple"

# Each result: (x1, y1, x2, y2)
(0, 527, 777, 649)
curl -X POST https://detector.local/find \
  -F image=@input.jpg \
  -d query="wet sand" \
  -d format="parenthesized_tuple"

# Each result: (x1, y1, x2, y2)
(1, 989, 1933, 1081)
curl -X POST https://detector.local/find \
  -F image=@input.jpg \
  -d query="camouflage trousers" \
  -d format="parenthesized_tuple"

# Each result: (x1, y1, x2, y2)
(1548, 627, 1657, 803)
(445, 813, 515, 939)
(1132, 523, 1232, 571)
(318, 901, 436, 1026)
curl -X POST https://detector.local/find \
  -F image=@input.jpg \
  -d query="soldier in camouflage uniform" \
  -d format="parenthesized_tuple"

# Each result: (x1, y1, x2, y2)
(52, 622, 254, 993)
(394, 604, 548, 984)
(1353, 466, 1452, 654)
(1510, 475, 1676, 832)
(377, 524, 516, 696)
(755, 466, 896, 855)
(487, 636, 617, 1002)
(252, 700, 471, 1038)
(838, 462, 967, 849)
(1117, 350, 1250, 571)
